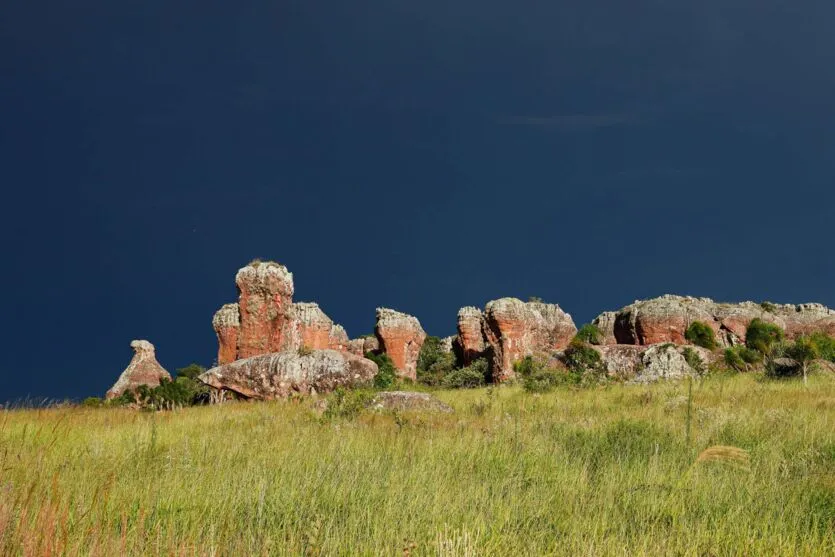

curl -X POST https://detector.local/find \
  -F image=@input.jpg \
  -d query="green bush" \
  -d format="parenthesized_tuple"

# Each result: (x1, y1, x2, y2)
(724, 348, 745, 372)
(442, 359, 488, 389)
(417, 351, 457, 387)
(723, 345, 762, 372)
(746, 319, 785, 356)
(176, 363, 206, 380)
(515, 355, 576, 393)
(809, 332, 835, 362)
(365, 352, 398, 389)
(575, 324, 602, 345)
(563, 339, 604, 376)
(685, 321, 717, 350)
(81, 397, 103, 408)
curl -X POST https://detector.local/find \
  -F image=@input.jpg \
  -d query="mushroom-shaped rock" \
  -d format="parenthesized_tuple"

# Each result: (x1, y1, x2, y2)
(483, 298, 576, 382)
(375, 308, 426, 380)
(198, 349, 377, 400)
(106, 340, 172, 400)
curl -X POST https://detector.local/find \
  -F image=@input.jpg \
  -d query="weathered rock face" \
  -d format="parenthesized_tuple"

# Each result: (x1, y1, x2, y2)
(483, 298, 577, 382)
(596, 343, 712, 383)
(440, 336, 455, 354)
(592, 311, 618, 346)
(601, 295, 835, 347)
(198, 349, 377, 400)
(455, 307, 487, 365)
(236, 262, 298, 359)
(106, 340, 172, 400)
(213, 262, 354, 362)
(369, 391, 454, 413)
(212, 303, 241, 365)
(375, 308, 426, 380)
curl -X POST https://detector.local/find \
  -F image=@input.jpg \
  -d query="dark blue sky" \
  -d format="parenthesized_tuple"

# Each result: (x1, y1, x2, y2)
(2, 1, 834, 401)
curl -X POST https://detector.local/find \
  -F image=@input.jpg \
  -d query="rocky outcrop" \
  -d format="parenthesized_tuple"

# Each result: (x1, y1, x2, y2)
(455, 307, 487, 365)
(213, 262, 354, 362)
(375, 308, 426, 380)
(592, 311, 618, 346)
(369, 391, 453, 413)
(198, 349, 377, 400)
(212, 303, 240, 365)
(600, 295, 835, 347)
(236, 262, 298, 359)
(483, 298, 577, 382)
(106, 340, 172, 400)
(596, 343, 713, 383)
(440, 336, 455, 354)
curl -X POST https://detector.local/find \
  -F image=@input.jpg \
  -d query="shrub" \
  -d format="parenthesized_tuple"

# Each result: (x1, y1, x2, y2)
(575, 324, 602, 345)
(685, 321, 717, 350)
(442, 359, 488, 389)
(682, 347, 705, 374)
(176, 363, 206, 380)
(809, 332, 835, 362)
(417, 351, 457, 387)
(563, 339, 604, 376)
(417, 336, 445, 374)
(785, 336, 819, 384)
(81, 397, 103, 408)
(724, 348, 746, 372)
(746, 319, 784, 356)
(515, 355, 576, 393)
(365, 352, 398, 389)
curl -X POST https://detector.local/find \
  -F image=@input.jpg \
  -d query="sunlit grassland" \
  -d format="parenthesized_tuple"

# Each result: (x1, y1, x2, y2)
(0, 373, 833, 555)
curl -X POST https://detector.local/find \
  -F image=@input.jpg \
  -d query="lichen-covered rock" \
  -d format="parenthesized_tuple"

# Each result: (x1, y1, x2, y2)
(440, 336, 455, 354)
(293, 302, 346, 350)
(363, 336, 380, 354)
(375, 308, 426, 380)
(236, 262, 298, 359)
(106, 340, 172, 400)
(369, 391, 454, 413)
(455, 307, 487, 365)
(483, 298, 577, 382)
(328, 324, 350, 351)
(600, 295, 835, 347)
(592, 311, 618, 346)
(595, 343, 711, 383)
(212, 303, 240, 365)
(198, 349, 377, 400)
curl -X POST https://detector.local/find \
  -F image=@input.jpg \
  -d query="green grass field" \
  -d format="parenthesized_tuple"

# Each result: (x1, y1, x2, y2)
(1, 373, 833, 555)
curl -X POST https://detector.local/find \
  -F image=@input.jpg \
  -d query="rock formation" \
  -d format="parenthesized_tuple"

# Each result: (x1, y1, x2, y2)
(455, 307, 487, 365)
(198, 349, 377, 400)
(594, 343, 713, 383)
(212, 303, 241, 365)
(591, 311, 618, 345)
(375, 308, 426, 380)
(106, 340, 172, 400)
(597, 295, 835, 347)
(483, 298, 577, 382)
(212, 262, 353, 363)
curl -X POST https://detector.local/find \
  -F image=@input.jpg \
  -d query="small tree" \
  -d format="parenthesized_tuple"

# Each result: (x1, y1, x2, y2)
(365, 352, 398, 389)
(685, 321, 717, 350)
(787, 336, 818, 386)
(745, 319, 785, 358)
(575, 324, 603, 345)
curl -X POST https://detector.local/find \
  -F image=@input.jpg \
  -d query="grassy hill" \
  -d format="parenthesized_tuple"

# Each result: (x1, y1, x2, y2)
(0, 373, 833, 555)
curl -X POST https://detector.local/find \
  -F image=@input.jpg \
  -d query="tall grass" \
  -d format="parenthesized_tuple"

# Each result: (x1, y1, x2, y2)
(0, 373, 833, 555)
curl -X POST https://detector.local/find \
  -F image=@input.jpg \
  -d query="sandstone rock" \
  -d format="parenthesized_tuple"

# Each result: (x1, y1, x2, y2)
(198, 349, 377, 400)
(293, 302, 342, 350)
(634, 344, 700, 384)
(369, 391, 454, 413)
(483, 298, 577, 382)
(597, 345, 646, 378)
(363, 336, 380, 354)
(235, 262, 298, 359)
(375, 308, 426, 380)
(106, 340, 172, 400)
(455, 307, 487, 365)
(596, 343, 711, 383)
(440, 336, 455, 354)
(602, 295, 835, 347)
(328, 324, 350, 351)
(212, 303, 240, 365)
(592, 311, 618, 346)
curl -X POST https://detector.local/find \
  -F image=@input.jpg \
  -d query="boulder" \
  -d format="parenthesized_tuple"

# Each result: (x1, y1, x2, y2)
(592, 311, 618, 346)
(483, 298, 577, 382)
(369, 391, 454, 413)
(293, 302, 349, 350)
(375, 308, 426, 380)
(328, 324, 350, 351)
(455, 307, 487, 365)
(198, 349, 377, 400)
(595, 343, 710, 383)
(106, 340, 172, 400)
